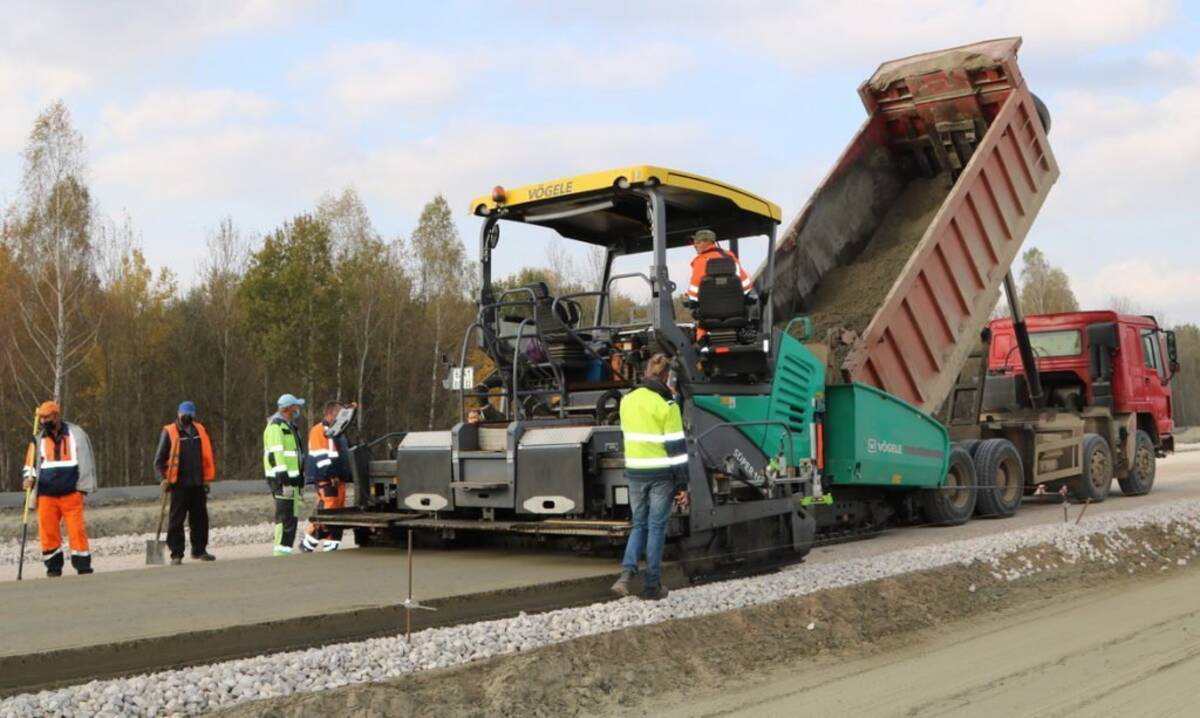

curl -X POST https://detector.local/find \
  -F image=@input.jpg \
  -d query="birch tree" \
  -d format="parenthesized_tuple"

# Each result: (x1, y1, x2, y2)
(410, 195, 469, 429)
(6, 101, 98, 410)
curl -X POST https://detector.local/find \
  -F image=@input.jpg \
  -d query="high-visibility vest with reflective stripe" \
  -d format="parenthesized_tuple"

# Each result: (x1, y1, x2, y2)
(619, 386, 687, 472)
(306, 420, 339, 484)
(24, 428, 80, 497)
(164, 421, 216, 483)
(263, 416, 302, 482)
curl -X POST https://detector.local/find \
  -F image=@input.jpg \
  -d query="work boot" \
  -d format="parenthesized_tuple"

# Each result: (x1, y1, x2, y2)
(46, 569, 62, 578)
(641, 585, 670, 601)
(300, 535, 319, 553)
(192, 553, 216, 562)
(170, 557, 183, 566)
(610, 570, 635, 597)
(76, 568, 94, 575)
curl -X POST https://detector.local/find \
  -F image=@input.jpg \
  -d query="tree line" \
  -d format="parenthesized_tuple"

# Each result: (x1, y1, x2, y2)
(0, 102, 485, 489)
(2, 102, 1197, 491)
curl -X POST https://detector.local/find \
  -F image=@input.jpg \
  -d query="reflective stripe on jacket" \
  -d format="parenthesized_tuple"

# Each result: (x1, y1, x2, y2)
(305, 420, 340, 485)
(162, 421, 216, 483)
(24, 422, 97, 498)
(619, 379, 689, 489)
(263, 415, 303, 484)
(687, 247, 752, 300)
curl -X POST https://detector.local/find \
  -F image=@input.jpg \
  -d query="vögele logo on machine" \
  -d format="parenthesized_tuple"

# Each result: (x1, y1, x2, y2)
(867, 437, 903, 455)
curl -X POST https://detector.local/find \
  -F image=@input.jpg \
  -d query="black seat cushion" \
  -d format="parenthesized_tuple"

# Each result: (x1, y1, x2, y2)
(695, 257, 748, 330)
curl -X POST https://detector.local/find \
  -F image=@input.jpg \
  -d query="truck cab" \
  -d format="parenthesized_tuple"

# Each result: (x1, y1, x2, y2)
(987, 311, 1178, 453)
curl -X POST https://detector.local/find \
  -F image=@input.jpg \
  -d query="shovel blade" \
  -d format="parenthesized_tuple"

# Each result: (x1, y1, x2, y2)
(145, 540, 167, 565)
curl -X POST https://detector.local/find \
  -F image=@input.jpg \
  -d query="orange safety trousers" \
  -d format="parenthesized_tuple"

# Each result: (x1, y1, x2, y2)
(38, 491, 90, 554)
(306, 481, 346, 543)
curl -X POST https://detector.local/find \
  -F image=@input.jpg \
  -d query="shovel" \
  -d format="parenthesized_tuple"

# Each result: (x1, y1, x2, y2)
(145, 488, 169, 565)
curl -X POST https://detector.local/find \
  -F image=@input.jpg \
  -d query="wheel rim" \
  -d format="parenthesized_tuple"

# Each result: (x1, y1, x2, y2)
(997, 458, 1021, 504)
(1135, 442, 1154, 481)
(945, 464, 970, 509)
(1090, 446, 1111, 489)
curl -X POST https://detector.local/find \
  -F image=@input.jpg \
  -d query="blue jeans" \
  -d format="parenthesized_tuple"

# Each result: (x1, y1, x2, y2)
(621, 476, 675, 589)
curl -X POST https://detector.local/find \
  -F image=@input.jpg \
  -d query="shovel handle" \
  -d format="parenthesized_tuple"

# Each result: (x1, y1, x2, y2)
(155, 487, 169, 541)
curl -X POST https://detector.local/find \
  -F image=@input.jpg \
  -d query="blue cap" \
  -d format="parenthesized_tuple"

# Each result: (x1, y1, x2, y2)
(277, 393, 306, 409)
(178, 401, 196, 416)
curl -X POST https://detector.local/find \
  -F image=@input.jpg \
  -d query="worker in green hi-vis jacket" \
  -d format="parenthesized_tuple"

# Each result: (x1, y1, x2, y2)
(263, 394, 306, 556)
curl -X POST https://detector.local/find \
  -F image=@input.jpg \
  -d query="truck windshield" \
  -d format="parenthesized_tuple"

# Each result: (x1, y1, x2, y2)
(1030, 329, 1082, 357)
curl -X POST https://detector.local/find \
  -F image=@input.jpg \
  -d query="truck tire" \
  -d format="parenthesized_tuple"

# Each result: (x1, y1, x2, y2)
(922, 446, 977, 527)
(956, 439, 982, 458)
(1032, 93, 1052, 134)
(1068, 433, 1112, 503)
(1118, 430, 1156, 496)
(973, 439, 1024, 519)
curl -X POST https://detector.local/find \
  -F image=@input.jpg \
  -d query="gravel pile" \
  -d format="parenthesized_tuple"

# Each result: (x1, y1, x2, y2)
(5, 499, 1200, 717)
(0, 522, 304, 566)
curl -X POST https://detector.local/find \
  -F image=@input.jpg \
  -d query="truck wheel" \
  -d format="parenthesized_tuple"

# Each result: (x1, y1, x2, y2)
(1118, 430, 1156, 496)
(973, 439, 1024, 519)
(956, 439, 982, 458)
(922, 446, 977, 527)
(1068, 433, 1112, 503)
(1032, 93, 1051, 134)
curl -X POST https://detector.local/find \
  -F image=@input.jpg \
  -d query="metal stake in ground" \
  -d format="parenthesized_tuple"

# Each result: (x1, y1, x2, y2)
(403, 528, 435, 642)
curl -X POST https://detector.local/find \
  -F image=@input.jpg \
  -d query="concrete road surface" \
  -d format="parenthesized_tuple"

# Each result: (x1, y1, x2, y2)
(665, 566, 1200, 717)
(809, 448, 1200, 565)
(0, 547, 622, 694)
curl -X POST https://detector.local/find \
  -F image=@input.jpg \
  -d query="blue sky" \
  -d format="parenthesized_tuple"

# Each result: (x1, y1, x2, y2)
(1, 1, 1198, 322)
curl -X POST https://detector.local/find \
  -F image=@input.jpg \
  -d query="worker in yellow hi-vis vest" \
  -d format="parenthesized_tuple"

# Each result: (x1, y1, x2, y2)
(611, 354, 689, 601)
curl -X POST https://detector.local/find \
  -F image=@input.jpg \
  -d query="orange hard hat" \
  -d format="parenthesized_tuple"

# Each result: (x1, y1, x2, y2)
(37, 401, 60, 417)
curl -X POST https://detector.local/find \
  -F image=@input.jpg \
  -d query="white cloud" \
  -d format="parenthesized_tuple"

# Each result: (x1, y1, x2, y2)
(297, 42, 470, 118)
(1044, 81, 1200, 216)
(100, 90, 275, 143)
(1077, 259, 1200, 320)
(537, 0, 1176, 70)
(95, 125, 346, 203)
(529, 43, 695, 89)
(353, 121, 717, 216)
(0, 62, 89, 153)
(740, 0, 1170, 68)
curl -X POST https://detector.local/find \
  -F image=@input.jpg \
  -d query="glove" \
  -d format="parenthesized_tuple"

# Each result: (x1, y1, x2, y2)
(22, 477, 33, 491)
(204, 483, 210, 495)
(160, 479, 171, 493)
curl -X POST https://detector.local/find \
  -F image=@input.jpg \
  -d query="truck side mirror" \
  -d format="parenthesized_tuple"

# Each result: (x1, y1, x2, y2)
(1166, 330, 1178, 374)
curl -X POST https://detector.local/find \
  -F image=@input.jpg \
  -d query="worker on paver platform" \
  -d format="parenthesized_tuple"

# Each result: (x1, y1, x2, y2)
(685, 229, 752, 303)
(263, 394, 306, 556)
(611, 354, 690, 601)
(22, 401, 97, 577)
(154, 401, 217, 564)
(302, 400, 349, 552)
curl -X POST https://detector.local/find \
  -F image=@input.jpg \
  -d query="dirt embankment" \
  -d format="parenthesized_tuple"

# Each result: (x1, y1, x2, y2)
(800, 174, 950, 366)
(0, 494, 282, 541)
(215, 523, 1199, 718)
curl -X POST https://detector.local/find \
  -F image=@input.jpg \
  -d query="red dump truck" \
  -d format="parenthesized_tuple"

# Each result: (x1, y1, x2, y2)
(966, 311, 1178, 499)
(769, 37, 1175, 524)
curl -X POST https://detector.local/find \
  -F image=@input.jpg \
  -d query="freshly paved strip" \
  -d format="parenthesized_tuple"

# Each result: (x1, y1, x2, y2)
(0, 546, 657, 695)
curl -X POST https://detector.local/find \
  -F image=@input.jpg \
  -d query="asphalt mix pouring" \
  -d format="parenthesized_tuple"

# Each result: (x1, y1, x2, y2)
(5, 496, 1200, 717)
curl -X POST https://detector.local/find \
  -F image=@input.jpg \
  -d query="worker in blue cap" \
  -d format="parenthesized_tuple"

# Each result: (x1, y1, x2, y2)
(263, 394, 307, 555)
(154, 401, 217, 563)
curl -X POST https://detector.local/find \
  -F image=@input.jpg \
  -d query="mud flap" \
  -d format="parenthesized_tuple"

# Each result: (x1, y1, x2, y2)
(791, 505, 816, 557)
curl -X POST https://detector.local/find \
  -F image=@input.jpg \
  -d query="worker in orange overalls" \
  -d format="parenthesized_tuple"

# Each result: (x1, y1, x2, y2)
(301, 401, 350, 552)
(684, 229, 754, 341)
(22, 401, 98, 577)
(685, 229, 753, 304)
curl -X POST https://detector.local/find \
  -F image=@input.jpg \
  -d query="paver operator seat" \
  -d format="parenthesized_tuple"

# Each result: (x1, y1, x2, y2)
(693, 256, 751, 347)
